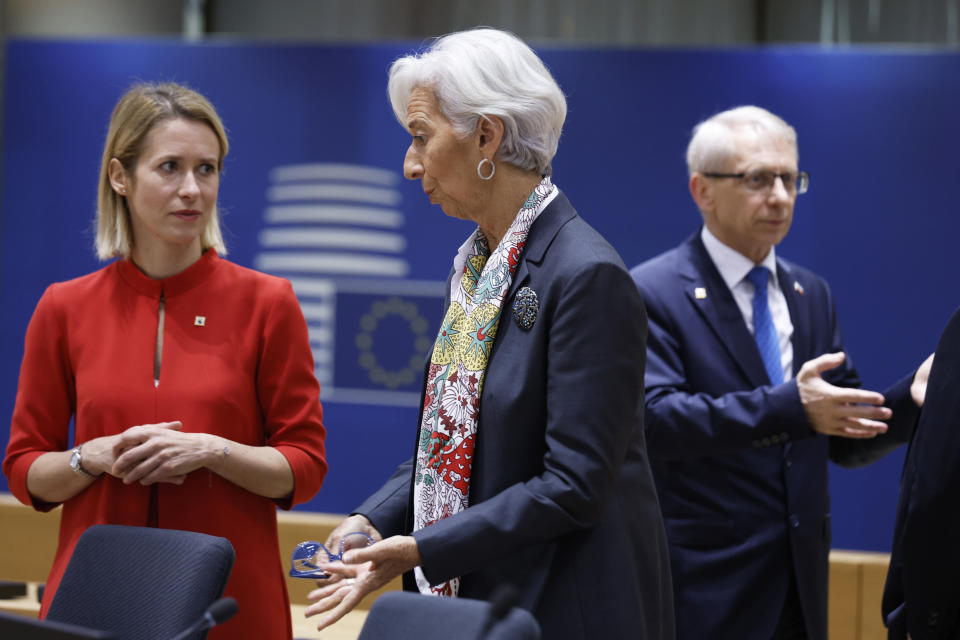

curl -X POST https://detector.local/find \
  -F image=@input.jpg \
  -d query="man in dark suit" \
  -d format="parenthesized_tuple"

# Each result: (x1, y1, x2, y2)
(883, 307, 958, 640)
(630, 105, 927, 640)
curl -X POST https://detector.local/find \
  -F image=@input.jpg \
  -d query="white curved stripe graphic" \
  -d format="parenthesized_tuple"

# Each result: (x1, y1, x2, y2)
(268, 184, 400, 206)
(307, 326, 334, 344)
(259, 228, 406, 253)
(297, 302, 335, 322)
(271, 164, 398, 186)
(288, 277, 443, 298)
(264, 205, 403, 227)
(256, 252, 410, 277)
(311, 348, 334, 365)
(323, 387, 422, 407)
(332, 278, 445, 297)
(288, 277, 337, 298)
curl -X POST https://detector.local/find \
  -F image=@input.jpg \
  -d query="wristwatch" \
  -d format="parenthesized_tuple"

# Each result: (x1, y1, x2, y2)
(69, 445, 97, 479)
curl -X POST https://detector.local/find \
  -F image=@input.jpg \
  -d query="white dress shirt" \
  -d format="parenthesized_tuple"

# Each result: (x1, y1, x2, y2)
(700, 226, 795, 382)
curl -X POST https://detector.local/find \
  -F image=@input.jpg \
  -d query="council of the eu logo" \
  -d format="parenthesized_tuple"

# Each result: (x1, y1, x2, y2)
(255, 163, 444, 407)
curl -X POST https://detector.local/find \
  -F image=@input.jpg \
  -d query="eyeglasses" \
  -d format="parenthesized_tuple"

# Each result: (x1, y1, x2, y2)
(703, 170, 810, 195)
(289, 532, 375, 579)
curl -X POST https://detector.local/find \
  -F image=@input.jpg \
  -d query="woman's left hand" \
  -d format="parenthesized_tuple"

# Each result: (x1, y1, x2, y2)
(304, 535, 421, 631)
(111, 421, 216, 485)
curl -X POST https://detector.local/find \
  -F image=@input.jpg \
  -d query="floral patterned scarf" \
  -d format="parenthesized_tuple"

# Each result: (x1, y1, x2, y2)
(413, 176, 556, 597)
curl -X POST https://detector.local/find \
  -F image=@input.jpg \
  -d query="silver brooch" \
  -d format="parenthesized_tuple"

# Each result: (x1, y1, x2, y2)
(512, 287, 539, 330)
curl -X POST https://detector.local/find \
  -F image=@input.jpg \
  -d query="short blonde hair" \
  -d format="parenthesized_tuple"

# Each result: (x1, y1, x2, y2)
(96, 82, 229, 260)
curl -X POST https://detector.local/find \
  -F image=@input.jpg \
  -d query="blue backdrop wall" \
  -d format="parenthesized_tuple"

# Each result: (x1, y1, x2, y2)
(2, 39, 957, 553)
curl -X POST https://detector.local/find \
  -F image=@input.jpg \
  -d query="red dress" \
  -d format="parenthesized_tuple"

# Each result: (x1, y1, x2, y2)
(3, 250, 327, 640)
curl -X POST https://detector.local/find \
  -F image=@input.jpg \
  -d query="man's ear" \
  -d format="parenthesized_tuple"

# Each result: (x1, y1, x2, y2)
(476, 114, 505, 157)
(108, 158, 130, 195)
(689, 173, 714, 214)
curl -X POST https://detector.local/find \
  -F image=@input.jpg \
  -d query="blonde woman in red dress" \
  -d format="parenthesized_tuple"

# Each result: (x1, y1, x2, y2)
(3, 82, 327, 640)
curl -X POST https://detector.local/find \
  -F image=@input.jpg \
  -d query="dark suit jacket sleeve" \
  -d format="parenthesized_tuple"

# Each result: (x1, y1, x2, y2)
(815, 287, 920, 467)
(828, 371, 919, 468)
(354, 458, 414, 538)
(891, 306, 960, 639)
(641, 292, 812, 460)
(639, 260, 916, 462)
(412, 260, 647, 586)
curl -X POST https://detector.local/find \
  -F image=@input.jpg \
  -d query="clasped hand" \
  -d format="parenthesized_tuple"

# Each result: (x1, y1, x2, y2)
(67, 420, 215, 486)
(106, 420, 220, 485)
(78, 421, 196, 484)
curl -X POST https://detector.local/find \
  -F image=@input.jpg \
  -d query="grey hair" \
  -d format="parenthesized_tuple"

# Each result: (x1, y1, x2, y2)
(387, 27, 567, 176)
(685, 105, 798, 175)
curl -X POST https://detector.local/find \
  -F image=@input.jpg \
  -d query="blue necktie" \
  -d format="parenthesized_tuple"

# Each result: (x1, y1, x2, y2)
(746, 266, 784, 385)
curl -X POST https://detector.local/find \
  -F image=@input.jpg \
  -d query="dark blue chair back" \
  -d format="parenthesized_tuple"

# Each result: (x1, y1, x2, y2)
(47, 525, 234, 640)
(358, 590, 540, 640)
(0, 609, 117, 639)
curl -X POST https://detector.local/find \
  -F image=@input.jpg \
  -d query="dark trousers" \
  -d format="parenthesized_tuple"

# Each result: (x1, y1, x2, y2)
(772, 572, 808, 640)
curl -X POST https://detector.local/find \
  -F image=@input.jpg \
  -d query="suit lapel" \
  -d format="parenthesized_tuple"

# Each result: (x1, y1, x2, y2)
(682, 234, 771, 388)
(505, 190, 576, 302)
(508, 261, 531, 303)
(778, 260, 810, 377)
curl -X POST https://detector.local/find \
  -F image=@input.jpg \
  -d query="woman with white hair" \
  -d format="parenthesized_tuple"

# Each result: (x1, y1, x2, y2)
(304, 28, 674, 639)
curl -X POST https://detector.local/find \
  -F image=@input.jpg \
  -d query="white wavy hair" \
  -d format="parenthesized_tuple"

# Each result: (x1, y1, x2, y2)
(686, 105, 798, 175)
(387, 27, 567, 176)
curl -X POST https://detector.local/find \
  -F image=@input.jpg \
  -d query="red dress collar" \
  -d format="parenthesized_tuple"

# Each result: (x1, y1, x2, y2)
(115, 248, 221, 298)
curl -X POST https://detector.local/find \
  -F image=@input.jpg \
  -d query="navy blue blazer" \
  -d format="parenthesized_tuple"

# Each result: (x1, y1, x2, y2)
(883, 305, 960, 640)
(630, 231, 918, 640)
(356, 192, 675, 640)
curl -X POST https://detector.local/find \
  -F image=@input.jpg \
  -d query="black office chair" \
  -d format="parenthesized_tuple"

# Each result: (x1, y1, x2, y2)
(0, 608, 117, 639)
(46, 525, 234, 640)
(357, 590, 540, 640)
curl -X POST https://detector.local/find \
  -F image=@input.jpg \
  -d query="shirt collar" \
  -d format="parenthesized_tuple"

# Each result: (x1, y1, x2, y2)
(700, 225, 779, 290)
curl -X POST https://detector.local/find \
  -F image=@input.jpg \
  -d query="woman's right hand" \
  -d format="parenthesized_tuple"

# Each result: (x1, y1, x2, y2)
(76, 433, 126, 478)
(24, 422, 184, 504)
(306, 534, 421, 632)
(110, 421, 189, 485)
(83, 422, 184, 483)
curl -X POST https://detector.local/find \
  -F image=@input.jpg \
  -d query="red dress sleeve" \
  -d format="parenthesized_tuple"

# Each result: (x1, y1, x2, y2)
(3, 284, 76, 511)
(256, 279, 327, 509)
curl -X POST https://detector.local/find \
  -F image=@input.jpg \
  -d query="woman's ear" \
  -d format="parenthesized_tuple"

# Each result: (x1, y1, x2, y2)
(108, 158, 129, 195)
(476, 115, 505, 156)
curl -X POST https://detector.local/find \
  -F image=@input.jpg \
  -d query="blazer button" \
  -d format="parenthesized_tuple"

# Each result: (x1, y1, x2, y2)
(789, 515, 800, 529)
(784, 457, 792, 468)
(928, 609, 940, 626)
